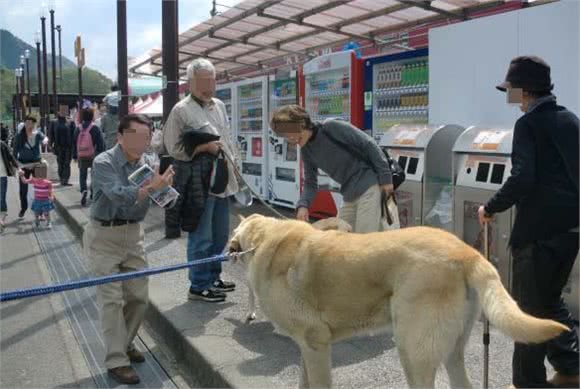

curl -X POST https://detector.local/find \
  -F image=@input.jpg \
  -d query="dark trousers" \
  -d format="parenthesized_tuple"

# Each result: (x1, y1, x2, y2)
(56, 147, 72, 184)
(0, 176, 7, 212)
(511, 232, 579, 388)
(164, 159, 185, 237)
(78, 158, 93, 194)
(19, 168, 33, 212)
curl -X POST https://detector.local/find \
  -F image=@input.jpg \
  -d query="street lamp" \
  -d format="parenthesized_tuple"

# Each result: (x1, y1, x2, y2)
(14, 68, 23, 122)
(56, 25, 62, 80)
(24, 50, 31, 114)
(19, 56, 26, 117)
(40, 2, 49, 131)
(49, 0, 58, 115)
(35, 31, 44, 130)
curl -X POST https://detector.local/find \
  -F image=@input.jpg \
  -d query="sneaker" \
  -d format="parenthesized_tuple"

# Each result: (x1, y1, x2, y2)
(188, 289, 226, 302)
(81, 191, 88, 207)
(212, 279, 236, 292)
(62, 182, 73, 187)
(18, 209, 25, 218)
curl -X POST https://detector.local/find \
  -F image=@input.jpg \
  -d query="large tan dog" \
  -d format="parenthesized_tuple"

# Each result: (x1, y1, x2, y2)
(228, 214, 568, 389)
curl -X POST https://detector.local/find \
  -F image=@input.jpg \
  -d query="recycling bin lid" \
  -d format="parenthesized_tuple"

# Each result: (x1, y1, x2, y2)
(379, 124, 444, 149)
(452, 126, 513, 155)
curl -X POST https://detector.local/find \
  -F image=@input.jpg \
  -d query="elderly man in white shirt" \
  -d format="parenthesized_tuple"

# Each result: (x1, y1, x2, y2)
(163, 58, 239, 303)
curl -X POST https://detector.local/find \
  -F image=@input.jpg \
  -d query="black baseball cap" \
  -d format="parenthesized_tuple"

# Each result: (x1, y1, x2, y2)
(496, 55, 554, 92)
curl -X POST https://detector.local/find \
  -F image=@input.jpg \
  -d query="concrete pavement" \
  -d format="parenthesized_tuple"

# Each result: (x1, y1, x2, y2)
(0, 176, 93, 388)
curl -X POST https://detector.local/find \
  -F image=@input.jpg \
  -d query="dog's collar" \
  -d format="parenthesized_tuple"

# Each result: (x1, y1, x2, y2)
(226, 247, 256, 260)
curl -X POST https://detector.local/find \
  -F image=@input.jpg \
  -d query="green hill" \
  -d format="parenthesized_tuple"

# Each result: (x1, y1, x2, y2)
(1, 29, 113, 122)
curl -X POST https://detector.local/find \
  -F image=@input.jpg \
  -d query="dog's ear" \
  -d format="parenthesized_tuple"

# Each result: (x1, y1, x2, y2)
(238, 214, 245, 222)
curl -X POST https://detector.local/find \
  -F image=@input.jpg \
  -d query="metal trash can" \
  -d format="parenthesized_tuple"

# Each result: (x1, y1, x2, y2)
(379, 124, 464, 230)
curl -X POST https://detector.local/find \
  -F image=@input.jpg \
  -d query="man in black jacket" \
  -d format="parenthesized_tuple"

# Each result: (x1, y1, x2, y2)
(50, 109, 75, 186)
(479, 56, 579, 388)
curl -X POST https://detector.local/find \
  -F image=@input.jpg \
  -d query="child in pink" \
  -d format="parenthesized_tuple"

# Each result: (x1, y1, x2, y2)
(20, 163, 54, 228)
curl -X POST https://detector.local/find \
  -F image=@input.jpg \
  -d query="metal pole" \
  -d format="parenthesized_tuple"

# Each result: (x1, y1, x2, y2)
(50, 8, 58, 116)
(36, 40, 44, 128)
(25, 56, 31, 114)
(483, 222, 490, 389)
(19, 66, 26, 120)
(41, 15, 49, 131)
(15, 73, 21, 123)
(162, 0, 179, 122)
(78, 66, 83, 108)
(56, 25, 62, 80)
(117, 0, 129, 117)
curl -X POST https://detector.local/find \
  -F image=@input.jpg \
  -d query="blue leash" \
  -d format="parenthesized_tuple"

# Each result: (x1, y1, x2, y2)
(0, 250, 251, 303)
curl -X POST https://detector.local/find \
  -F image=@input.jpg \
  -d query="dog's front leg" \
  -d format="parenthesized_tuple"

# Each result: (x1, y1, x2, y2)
(298, 343, 332, 388)
(299, 356, 309, 389)
(245, 286, 257, 323)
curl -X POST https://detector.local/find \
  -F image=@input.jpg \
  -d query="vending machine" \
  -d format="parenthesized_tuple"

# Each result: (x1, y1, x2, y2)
(363, 48, 429, 142)
(267, 72, 300, 209)
(215, 82, 235, 125)
(234, 76, 269, 198)
(301, 50, 363, 218)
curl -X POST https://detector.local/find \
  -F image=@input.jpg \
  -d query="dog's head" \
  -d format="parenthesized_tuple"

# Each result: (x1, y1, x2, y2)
(228, 213, 269, 263)
(311, 217, 352, 232)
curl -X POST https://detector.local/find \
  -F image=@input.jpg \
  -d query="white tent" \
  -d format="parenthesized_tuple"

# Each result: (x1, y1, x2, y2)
(130, 97, 145, 112)
(138, 95, 163, 117)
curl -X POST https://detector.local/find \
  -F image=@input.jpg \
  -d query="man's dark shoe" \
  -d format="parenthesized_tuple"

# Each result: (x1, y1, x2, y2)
(18, 209, 25, 218)
(188, 289, 226, 302)
(107, 366, 140, 385)
(81, 190, 88, 207)
(62, 182, 73, 187)
(549, 373, 579, 388)
(127, 349, 145, 363)
(212, 279, 236, 292)
(165, 230, 181, 239)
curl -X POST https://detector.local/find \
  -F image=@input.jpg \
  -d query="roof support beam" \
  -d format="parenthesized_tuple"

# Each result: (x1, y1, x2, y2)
(175, 1, 348, 65)
(212, 0, 505, 78)
(395, 0, 468, 21)
(129, 0, 284, 72)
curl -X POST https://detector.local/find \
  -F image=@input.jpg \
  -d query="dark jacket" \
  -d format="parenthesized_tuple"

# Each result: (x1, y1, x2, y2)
(167, 154, 214, 232)
(13, 130, 44, 164)
(50, 117, 75, 150)
(72, 121, 105, 160)
(485, 100, 579, 248)
(1, 140, 19, 176)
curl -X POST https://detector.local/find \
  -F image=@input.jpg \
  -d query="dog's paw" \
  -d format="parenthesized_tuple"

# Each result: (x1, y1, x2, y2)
(245, 312, 256, 323)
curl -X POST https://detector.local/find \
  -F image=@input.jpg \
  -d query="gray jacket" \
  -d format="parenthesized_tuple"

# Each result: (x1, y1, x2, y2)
(298, 119, 392, 209)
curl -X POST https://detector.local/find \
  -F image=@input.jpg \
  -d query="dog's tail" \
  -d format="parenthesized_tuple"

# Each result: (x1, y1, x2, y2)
(465, 254, 569, 344)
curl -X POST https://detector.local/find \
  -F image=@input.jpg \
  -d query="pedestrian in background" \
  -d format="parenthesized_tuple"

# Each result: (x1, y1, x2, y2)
(0, 129, 20, 232)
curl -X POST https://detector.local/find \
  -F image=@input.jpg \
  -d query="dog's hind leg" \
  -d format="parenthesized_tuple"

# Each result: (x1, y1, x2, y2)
(445, 289, 479, 389)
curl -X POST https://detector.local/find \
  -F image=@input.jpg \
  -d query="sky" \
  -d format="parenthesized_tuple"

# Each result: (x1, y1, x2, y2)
(0, 0, 241, 79)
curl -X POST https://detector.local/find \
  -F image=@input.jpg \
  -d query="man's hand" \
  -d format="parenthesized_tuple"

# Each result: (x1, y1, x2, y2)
(139, 165, 175, 202)
(380, 184, 394, 196)
(296, 207, 309, 222)
(478, 205, 493, 226)
(196, 141, 222, 155)
(147, 165, 175, 191)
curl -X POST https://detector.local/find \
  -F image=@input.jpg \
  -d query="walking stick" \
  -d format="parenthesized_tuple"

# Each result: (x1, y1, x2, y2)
(483, 221, 490, 389)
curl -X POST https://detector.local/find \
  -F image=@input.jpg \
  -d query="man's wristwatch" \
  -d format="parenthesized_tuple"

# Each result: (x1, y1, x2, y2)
(483, 207, 493, 218)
